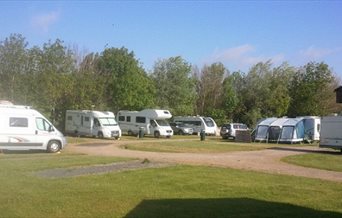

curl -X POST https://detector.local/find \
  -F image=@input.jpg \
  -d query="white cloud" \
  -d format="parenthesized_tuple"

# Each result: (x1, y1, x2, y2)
(205, 44, 285, 71)
(30, 11, 60, 33)
(299, 46, 342, 59)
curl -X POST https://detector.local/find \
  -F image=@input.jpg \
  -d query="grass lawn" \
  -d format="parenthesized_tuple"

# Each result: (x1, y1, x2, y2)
(0, 153, 341, 218)
(282, 153, 342, 172)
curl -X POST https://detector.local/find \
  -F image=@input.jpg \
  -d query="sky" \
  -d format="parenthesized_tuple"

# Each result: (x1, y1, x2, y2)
(0, 1, 342, 77)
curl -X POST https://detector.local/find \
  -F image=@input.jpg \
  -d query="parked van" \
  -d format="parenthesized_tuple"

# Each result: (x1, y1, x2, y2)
(117, 109, 173, 138)
(65, 110, 121, 139)
(0, 104, 66, 153)
(172, 116, 217, 135)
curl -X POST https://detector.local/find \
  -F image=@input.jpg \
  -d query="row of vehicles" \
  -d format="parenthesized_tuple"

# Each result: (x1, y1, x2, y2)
(0, 104, 218, 153)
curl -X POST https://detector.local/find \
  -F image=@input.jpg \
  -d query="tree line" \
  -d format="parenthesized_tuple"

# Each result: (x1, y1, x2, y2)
(0, 34, 341, 131)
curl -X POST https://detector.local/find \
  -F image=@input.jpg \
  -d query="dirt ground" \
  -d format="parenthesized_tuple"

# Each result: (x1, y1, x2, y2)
(65, 139, 342, 182)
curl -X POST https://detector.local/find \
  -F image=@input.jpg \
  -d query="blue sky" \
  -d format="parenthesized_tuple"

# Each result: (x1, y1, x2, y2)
(1, 1, 341, 77)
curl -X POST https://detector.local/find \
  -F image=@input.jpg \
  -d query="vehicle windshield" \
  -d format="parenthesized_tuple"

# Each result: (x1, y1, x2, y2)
(203, 117, 215, 127)
(155, 119, 170, 126)
(99, 117, 118, 126)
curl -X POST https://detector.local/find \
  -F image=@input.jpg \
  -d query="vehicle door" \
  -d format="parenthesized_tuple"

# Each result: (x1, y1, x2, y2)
(92, 118, 101, 136)
(149, 120, 157, 134)
(35, 117, 54, 148)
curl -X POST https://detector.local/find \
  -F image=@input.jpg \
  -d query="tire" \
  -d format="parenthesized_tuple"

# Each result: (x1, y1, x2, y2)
(98, 132, 104, 138)
(154, 131, 160, 138)
(47, 140, 61, 153)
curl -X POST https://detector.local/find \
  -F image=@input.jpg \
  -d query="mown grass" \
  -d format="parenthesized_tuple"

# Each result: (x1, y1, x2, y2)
(283, 153, 342, 172)
(0, 153, 341, 218)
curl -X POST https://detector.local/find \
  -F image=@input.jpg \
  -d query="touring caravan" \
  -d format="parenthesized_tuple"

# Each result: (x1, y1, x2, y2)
(117, 109, 173, 138)
(0, 104, 67, 153)
(320, 116, 342, 151)
(65, 110, 121, 139)
(172, 116, 217, 135)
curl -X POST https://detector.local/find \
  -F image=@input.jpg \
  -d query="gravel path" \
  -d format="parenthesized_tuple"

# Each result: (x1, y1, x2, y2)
(65, 139, 342, 182)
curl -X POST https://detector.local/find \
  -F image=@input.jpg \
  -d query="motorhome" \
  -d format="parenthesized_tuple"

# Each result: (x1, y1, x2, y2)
(320, 116, 342, 152)
(117, 109, 173, 138)
(0, 104, 67, 153)
(65, 110, 121, 139)
(172, 116, 217, 135)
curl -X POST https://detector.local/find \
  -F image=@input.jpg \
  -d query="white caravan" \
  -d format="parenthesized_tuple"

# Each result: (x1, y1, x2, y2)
(117, 109, 173, 138)
(0, 104, 66, 153)
(320, 116, 342, 152)
(65, 110, 121, 139)
(172, 116, 218, 135)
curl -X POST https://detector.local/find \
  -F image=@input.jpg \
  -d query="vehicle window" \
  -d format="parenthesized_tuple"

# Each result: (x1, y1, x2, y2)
(36, 118, 52, 131)
(118, 116, 125, 121)
(233, 124, 239, 129)
(150, 120, 157, 127)
(203, 117, 215, 127)
(99, 117, 118, 126)
(85, 116, 90, 122)
(239, 124, 248, 129)
(136, 116, 146, 123)
(94, 118, 100, 127)
(9, 117, 28, 127)
(155, 119, 169, 126)
(127, 116, 131, 122)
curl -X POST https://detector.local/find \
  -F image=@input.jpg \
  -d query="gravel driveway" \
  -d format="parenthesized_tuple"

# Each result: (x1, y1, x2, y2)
(65, 139, 342, 182)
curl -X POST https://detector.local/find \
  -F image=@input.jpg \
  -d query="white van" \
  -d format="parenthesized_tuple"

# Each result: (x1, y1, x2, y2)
(172, 116, 218, 135)
(117, 109, 173, 138)
(65, 110, 121, 139)
(0, 104, 67, 153)
(320, 116, 342, 152)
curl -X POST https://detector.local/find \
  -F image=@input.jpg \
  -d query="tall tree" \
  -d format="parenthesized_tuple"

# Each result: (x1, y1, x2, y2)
(0, 34, 28, 101)
(151, 56, 196, 115)
(288, 62, 335, 116)
(97, 47, 155, 111)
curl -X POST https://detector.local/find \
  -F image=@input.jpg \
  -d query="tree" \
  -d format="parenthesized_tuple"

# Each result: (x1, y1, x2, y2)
(97, 47, 155, 111)
(0, 34, 28, 101)
(151, 56, 196, 115)
(288, 62, 335, 116)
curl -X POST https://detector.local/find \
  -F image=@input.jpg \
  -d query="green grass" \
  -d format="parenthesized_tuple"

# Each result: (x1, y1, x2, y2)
(0, 153, 341, 218)
(283, 153, 342, 172)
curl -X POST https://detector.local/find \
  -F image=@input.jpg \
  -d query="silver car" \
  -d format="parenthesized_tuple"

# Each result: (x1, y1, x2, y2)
(170, 122, 194, 135)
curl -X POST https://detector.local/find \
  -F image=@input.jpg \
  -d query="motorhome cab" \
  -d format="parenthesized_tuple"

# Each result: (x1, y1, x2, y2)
(117, 109, 173, 138)
(172, 116, 218, 135)
(65, 110, 121, 139)
(0, 104, 66, 153)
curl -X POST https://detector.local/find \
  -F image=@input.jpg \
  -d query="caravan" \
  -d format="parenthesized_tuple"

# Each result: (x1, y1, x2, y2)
(172, 116, 218, 135)
(320, 116, 342, 151)
(0, 104, 66, 153)
(117, 109, 173, 138)
(65, 110, 121, 139)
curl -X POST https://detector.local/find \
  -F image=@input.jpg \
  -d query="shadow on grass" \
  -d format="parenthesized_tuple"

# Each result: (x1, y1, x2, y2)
(268, 147, 341, 155)
(124, 198, 341, 218)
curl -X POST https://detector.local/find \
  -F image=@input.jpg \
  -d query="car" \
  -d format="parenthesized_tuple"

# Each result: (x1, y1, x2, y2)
(220, 123, 248, 139)
(170, 122, 194, 135)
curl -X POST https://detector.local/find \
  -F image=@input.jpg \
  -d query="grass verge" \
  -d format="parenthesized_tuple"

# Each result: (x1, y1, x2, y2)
(282, 153, 342, 172)
(0, 153, 341, 218)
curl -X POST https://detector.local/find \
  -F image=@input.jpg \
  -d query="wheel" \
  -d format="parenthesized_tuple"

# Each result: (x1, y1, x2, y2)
(47, 140, 61, 153)
(154, 131, 160, 138)
(98, 132, 104, 138)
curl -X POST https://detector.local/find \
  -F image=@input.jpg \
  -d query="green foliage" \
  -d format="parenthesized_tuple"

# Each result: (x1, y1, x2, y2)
(97, 47, 155, 111)
(288, 62, 335, 116)
(151, 56, 196, 115)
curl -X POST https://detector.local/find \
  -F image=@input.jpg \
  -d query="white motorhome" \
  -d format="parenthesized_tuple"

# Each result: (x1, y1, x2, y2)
(65, 110, 121, 139)
(0, 104, 66, 153)
(117, 109, 173, 138)
(172, 116, 218, 135)
(320, 116, 342, 152)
